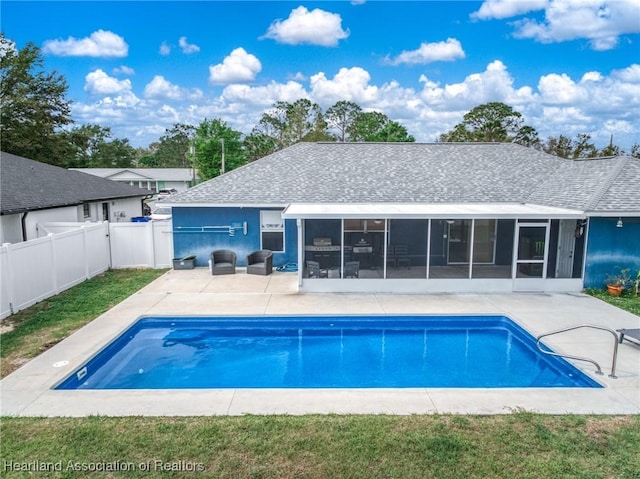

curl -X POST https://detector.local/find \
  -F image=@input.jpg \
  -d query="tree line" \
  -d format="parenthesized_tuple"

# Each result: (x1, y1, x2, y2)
(2, 34, 638, 182)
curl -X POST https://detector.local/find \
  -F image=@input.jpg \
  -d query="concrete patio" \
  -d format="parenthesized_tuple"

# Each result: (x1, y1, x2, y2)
(1, 268, 639, 416)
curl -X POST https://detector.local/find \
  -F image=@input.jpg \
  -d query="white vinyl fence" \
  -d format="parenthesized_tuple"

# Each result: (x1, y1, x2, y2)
(1, 220, 173, 319)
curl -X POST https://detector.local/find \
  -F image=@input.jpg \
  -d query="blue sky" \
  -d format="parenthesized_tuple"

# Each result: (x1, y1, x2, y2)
(3, 1, 640, 150)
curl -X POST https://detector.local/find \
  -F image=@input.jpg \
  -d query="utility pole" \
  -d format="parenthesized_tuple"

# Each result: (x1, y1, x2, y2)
(221, 138, 225, 174)
(189, 141, 195, 185)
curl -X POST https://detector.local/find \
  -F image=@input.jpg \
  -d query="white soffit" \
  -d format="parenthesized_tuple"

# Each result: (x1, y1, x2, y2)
(282, 203, 586, 219)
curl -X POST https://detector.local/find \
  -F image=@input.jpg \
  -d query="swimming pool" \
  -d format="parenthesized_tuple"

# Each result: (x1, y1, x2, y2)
(56, 315, 601, 389)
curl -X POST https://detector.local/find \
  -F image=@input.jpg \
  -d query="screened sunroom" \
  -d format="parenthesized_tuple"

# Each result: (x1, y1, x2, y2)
(283, 203, 587, 293)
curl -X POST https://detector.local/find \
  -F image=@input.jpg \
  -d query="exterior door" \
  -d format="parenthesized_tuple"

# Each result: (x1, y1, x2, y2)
(513, 222, 549, 291)
(555, 219, 576, 278)
(102, 202, 110, 222)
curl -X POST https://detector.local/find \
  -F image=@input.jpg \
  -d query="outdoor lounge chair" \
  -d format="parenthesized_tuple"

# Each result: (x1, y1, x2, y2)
(343, 261, 360, 278)
(394, 244, 411, 269)
(306, 260, 328, 278)
(618, 328, 640, 345)
(246, 249, 273, 276)
(210, 249, 236, 275)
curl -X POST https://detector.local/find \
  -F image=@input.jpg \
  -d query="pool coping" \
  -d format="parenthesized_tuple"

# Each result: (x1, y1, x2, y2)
(1, 269, 639, 416)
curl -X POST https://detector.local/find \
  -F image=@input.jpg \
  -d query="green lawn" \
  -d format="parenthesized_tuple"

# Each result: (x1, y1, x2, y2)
(585, 288, 640, 316)
(0, 268, 167, 378)
(2, 415, 639, 478)
(1, 269, 639, 478)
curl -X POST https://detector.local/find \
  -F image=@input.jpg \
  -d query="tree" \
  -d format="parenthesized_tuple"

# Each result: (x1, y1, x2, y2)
(439, 102, 539, 146)
(194, 119, 246, 180)
(0, 34, 73, 163)
(58, 124, 136, 168)
(244, 99, 332, 160)
(348, 111, 415, 142)
(572, 133, 598, 159)
(152, 123, 196, 168)
(243, 129, 279, 162)
(544, 133, 602, 159)
(325, 100, 361, 142)
(544, 135, 574, 158)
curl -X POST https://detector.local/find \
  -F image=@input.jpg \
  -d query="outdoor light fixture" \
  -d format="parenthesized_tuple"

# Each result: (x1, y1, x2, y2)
(616, 217, 623, 228)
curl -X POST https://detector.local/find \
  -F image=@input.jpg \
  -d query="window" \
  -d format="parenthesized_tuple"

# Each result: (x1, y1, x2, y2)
(83, 203, 90, 219)
(260, 210, 284, 252)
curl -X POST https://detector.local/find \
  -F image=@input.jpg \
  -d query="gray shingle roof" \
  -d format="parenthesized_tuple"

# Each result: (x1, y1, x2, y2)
(1, 152, 153, 215)
(70, 167, 197, 181)
(167, 143, 639, 214)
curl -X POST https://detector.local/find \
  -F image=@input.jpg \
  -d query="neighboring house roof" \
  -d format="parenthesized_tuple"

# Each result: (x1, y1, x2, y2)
(1, 152, 153, 215)
(165, 142, 640, 215)
(70, 168, 197, 182)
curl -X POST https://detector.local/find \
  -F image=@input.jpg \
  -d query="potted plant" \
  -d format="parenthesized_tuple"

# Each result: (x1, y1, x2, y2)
(605, 268, 630, 296)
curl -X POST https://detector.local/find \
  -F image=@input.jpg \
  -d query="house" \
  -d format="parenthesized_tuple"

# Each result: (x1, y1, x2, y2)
(70, 167, 198, 193)
(1, 152, 153, 243)
(163, 142, 640, 293)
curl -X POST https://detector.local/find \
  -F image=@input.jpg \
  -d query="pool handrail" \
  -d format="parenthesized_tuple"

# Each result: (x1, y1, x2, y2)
(536, 324, 619, 379)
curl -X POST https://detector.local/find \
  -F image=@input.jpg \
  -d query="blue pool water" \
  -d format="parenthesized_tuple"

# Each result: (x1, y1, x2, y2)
(56, 315, 601, 389)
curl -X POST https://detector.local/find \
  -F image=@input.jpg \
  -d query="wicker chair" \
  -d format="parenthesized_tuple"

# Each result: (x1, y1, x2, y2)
(210, 249, 237, 275)
(246, 249, 273, 276)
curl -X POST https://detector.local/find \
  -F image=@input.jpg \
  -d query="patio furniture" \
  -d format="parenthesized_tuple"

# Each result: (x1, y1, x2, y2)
(306, 260, 328, 278)
(394, 244, 411, 269)
(246, 249, 273, 276)
(210, 249, 237, 275)
(343, 261, 360, 278)
(386, 245, 396, 269)
(618, 328, 640, 345)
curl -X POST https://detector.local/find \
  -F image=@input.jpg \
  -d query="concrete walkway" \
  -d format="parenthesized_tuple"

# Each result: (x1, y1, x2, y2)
(1, 268, 639, 416)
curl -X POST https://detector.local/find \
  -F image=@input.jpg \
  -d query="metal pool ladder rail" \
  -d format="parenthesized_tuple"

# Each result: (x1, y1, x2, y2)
(536, 324, 620, 378)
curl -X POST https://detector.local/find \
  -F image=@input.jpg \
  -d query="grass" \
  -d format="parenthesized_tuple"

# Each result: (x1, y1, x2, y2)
(1, 415, 639, 478)
(0, 268, 167, 378)
(585, 288, 640, 316)
(2, 270, 639, 478)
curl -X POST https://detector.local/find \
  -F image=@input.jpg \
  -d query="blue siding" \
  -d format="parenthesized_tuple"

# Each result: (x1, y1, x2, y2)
(172, 207, 297, 267)
(584, 217, 640, 288)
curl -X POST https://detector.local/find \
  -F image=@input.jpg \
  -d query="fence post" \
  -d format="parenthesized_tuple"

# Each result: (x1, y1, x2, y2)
(82, 225, 90, 279)
(2, 243, 15, 315)
(48, 233, 59, 294)
(147, 222, 156, 268)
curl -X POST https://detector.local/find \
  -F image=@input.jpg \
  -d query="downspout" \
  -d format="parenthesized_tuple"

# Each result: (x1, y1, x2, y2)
(296, 218, 303, 287)
(21, 212, 28, 241)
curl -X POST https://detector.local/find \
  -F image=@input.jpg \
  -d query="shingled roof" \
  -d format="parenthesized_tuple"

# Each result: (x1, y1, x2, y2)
(1, 152, 152, 215)
(166, 142, 639, 214)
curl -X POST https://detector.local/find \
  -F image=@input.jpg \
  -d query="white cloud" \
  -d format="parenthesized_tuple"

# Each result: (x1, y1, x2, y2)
(43, 30, 128, 57)
(612, 63, 640, 83)
(386, 38, 465, 65)
(512, 0, 640, 50)
(179, 36, 200, 54)
(538, 73, 585, 104)
(113, 65, 135, 76)
(84, 69, 132, 95)
(159, 42, 171, 56)
(309, 67, 379, 105)
(221, 81, 308, 106)
(143, 75, 203, 101)
(262, 6, 349, 46)
(471, 0, 547, 20)
(419, 60, 535, 110)
(209, 48, 262, 84)
(72, 59, 639, 155)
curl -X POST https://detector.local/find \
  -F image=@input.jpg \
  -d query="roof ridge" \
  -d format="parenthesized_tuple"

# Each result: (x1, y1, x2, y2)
(583, 156, 631, 210)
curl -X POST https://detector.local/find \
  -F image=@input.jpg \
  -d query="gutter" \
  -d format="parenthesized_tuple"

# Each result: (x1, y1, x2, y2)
(21, 212, 28, 241)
